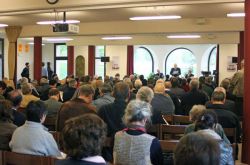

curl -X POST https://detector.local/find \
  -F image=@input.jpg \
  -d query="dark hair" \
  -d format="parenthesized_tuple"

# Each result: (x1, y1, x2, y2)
(25, 62, 29, 66)
(211, 91, 225, 102)
(48, 88, 60, 97)
(0, 81, 7, 90)
(171, 77, 179, 88)
(100, 83, 112, 93)
(62, 114, 107, 160)
(7, 90, 22, 107)
(113, 82, 129, 100)
(0, 100, 13, 122)
(174, 132, 220, 165)
(26, 100, 47, 122)
(49, 79, 57, 86)
(195, 110, 218, 131)
(79, 84, 95, 97)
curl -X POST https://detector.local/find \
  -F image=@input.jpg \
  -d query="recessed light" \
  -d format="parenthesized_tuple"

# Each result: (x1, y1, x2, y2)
(130, 15, 181, 21)
(227, 13, 245, 17)
(37, 20, 80, 25)
(167, 35, 201, 39)
(0, 24, 8, 27)
(45, 38, 73, 42)
(28, 42, 45, 46)
(102, 36, 132, 40)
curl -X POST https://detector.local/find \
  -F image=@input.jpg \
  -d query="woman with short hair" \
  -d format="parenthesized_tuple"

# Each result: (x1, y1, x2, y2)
(113, 100, 163, 165)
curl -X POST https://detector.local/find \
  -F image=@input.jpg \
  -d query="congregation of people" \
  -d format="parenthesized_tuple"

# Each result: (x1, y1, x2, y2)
(0, 61, 244, 165)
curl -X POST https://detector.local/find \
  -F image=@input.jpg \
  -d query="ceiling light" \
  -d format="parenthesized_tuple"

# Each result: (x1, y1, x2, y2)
(28, 42, 45, 46)
(37, 20, 80, 25)
(130, 15, 181, 21)
(0, 24, 8, 27)
(45, 38, 73, 42)
(227, 13, 245, 17)
(102, 36, 132, 40)
(167, 35, 201, 39)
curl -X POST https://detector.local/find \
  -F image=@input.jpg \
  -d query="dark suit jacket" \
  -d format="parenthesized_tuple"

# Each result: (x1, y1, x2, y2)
(56, 98, 96, 131)
(206, 100, 235, 113)
(11, 108, 26, 127)
(170, 67, 181, 77)
(63, 87, 76, 102)
(165, 90, 183, 115)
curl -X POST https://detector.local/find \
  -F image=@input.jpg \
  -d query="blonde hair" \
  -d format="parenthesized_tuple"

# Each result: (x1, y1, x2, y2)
(154, 83, 165, 94)
(189, 105, 206, 122)
(136, 86, 154, 103)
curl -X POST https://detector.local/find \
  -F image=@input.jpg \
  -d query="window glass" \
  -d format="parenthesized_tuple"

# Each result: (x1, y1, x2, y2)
(56, 60, 67, 80)
(95, 59, 104, 78)
(134, 47, 153, 78)
(208, 47, 217, 72)
(56, 45, 67, 57)
(96, 46, 105, 58)
(166, 48, 197, 77)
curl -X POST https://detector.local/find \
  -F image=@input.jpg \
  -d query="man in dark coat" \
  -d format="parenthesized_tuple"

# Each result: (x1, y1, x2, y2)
(170, 64, 181, 77)
(98, 82, 130, 161)
(21, 62, 30, 81)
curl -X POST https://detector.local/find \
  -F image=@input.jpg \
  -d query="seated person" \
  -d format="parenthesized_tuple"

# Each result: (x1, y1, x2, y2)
(56, 114, 106, 165)
(175, 132, 220, 165)
(194, 110, 234, 165)
(184, 105, 230, 144)
(0, 100, 17, 150)
(113, 100, 163, 165)
(170, 64, 181, 77)
(10, 100, 61, 157)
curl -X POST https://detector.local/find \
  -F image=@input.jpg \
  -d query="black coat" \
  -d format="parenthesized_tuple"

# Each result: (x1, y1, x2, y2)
(170, 67, 181, 77)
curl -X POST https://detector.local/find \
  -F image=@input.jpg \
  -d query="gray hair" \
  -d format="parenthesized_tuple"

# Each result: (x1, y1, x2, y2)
(123, 100, 152, 125)
(189, 105, 206, 122)
(189, 79, 199, 90)
(21, 83, 32, 95)
(136, 86, 154, 103)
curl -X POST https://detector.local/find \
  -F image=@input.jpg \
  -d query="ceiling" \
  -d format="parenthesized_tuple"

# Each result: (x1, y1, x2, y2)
(0, 0, 244, 45)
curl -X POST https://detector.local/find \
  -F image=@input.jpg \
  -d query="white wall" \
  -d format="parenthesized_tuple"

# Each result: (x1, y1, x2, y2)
(42, 43, 54, 71)
(219, 44, 238, 83)
(105, 45, 127, 78)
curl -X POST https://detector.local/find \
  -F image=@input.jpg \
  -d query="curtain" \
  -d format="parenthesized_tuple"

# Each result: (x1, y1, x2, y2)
(67, 46, 74, 76)
(5, 26, 22, 80)
(216, 44, 220, 86)
(127, 45, 134, 75)
(88, 45, 95, 77)
(238, 31, 245, 70)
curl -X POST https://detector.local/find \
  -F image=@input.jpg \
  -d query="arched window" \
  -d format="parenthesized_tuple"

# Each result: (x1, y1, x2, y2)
(165, 48, 197, 77)
(134, 47, 154, 78)
(208, 46, 217, 72)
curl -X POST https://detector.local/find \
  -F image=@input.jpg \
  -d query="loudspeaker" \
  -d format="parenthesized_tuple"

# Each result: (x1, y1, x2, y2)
(232, 57, 238, 63)
(101, 57, 110, 62)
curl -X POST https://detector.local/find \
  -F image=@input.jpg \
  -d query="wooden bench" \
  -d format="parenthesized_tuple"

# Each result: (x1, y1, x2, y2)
(160, 140, 179, 152)
(147, 124, 160, 138)
(172, 115, 191, 125)
(44, 116, 57, 131)
(160, 124, 187, 140)
(2, 151, 55, 165)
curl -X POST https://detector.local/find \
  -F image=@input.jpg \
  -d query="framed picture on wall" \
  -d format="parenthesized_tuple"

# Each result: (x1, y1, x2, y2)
(227, 56, 237, 71)
(112, 56, 119, 69)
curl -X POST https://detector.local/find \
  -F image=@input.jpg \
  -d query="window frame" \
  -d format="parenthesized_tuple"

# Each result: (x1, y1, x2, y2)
(165, 47, 195, 76)
(207, 46, 217, 72)
(134, 46, 154, 75)
(54, 43, 68, 77)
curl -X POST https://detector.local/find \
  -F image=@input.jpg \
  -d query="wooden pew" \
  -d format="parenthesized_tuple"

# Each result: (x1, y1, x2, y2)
(162, 115, 173, 125)
(147, 124, 160, 138)
(172, 115, 191, 125)
(44, 116, 57, 131)
(2, 151, 55, 165)
(160, 140, 179, 152)
(160, 124, 187, 140)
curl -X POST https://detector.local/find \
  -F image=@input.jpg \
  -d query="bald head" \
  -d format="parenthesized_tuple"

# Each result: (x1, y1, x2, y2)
(214, 87, 226, 97)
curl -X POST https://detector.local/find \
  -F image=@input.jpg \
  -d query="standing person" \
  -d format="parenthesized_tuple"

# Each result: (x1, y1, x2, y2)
(155, 69, 164, 78)
(21, 62, 30, 81)
(41, 62, 48, 78)
(47, 62, 53, 80)
(170, 64, 181, 77)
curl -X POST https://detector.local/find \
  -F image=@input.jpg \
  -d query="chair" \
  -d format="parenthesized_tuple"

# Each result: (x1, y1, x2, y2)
(44, 116, 57, 131)
(2, 151, 55, 165)
(160, 124, 187, 140)
(147, 124, 160, 138)
(172, 115, 191, 125)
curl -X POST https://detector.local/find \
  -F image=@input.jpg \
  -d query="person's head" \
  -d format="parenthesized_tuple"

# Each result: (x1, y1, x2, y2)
(174, 132, 220, 165)
(189, 79, 199, 90)
(164, 81, 172, 89)
(189, 105, 206, 122)
(47, 62, 51, 66)
(220, 79, 230, 91)
(25, 62, 29, 68)
(99, 83, 112, 95)
(0, 81, 7, 94)
(154, 83, 165, 94)
(7, 90, 22, 108)
(174, 64, 177, 68)
(78, 84, 95, 104)
(42, 62, 45, 67)
(205, 76, 212, 85)
(21, 83, 32, 95)
(113, 82, 130, 101)
(156, 79, 164, 84)
(0, 100, 13, 122)
(68, 79, 77, 88)
(195, 110, 218, 131)
(211, 91, 225, 103)
(214, 87, 226, 96)
(136, 86, 154, 103)
(40, 78, 48, 85)
(171, 77, 180, 88)
(241, 59, 244, 69)
(134, 79, 142, 89)
(26, 100, 47, 123)
(115, 73, 120, 80)
(48, 88, 60, 101)
(123, 100, 152, 126)
(157, 69, 160, 73)
(49, 79, 57, 87)
(62, 114, 107, 160)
